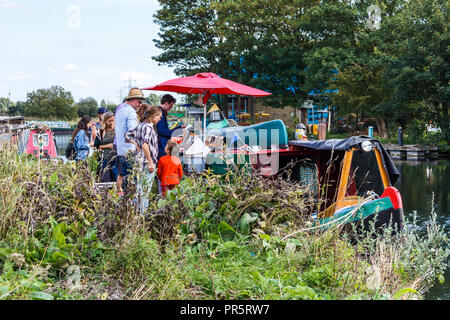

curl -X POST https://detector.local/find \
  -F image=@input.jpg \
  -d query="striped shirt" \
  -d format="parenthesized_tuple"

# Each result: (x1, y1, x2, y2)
(125, 122, 159, 171)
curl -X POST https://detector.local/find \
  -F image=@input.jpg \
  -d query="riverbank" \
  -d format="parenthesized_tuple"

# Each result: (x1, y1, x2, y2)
(0, 144, 448, 300)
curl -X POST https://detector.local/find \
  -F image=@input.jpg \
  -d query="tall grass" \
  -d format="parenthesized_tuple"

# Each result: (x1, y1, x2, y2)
(0, 141, 447, 300)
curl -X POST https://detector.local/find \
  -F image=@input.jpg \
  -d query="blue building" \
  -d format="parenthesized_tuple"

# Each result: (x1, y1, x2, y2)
(306, 89, 338, 125)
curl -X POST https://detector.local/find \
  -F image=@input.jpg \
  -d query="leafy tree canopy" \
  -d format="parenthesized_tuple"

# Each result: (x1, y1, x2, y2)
(152, 0, 448, 142)
(24, 86, 77, 120)
(76, 97, 99, 118)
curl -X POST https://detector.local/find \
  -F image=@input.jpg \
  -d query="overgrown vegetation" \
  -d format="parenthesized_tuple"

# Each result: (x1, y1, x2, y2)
(0, 144, 447, 300)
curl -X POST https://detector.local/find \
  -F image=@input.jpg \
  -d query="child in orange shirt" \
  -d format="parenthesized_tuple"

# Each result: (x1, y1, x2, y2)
(157, 140, 183, 197)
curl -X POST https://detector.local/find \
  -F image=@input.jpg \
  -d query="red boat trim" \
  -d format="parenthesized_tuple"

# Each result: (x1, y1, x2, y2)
(380, 186, 403, 210)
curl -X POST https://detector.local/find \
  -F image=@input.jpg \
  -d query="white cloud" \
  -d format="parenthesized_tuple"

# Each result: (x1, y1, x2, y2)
(120, 71, 152, 84)
(73, 79, 92, 86)
(9, 71, 37, 81)
(64, 64, 78, 71)
(47, 68, 60, 73)
(0, 0, 17, 8)
(0, 0, 27, 9)
(88, 67, 118, 79)
(76, 0, 157, 7)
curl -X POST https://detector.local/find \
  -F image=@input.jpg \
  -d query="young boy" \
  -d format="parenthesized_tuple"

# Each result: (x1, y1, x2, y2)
(157, 140, 183, 197)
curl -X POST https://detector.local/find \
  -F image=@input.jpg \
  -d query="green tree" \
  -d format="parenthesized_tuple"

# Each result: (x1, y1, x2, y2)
(302, 0, 422, 138)
(146, 93, 161, 106)
(153, 0, 321, 116)
(380, 0, 449, 143)
(153, 0, 238, 115)
(100, 99, 118, 114)
(330, 64, 393, 137)
(153, 0, 231, 76)
(24, 86, 77, 120)
(215, 0, 314, 110)
(153, 0, 448, 140)
(0, 97, 14, 115)
(76, 97, 98, 118)
(8, 101, 26, 116)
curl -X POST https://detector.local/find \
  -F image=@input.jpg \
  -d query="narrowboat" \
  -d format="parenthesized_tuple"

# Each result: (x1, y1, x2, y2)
(286, 137, 403, 234)
(23, 125, 59, 160)
(203, 120, 403, 234)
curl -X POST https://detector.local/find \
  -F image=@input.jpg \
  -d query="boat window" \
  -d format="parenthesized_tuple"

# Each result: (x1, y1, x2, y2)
(348, 149, 385, 197)
(297, 160, 319, 196)
(319, 152, 344, 211)
(32, 134, 49, 147)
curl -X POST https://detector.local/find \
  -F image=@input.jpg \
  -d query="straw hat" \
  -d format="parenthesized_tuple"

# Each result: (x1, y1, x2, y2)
(123, 87, 145, 102)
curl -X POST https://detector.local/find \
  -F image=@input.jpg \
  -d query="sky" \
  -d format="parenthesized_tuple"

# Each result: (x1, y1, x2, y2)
(0, 0, 180, 104)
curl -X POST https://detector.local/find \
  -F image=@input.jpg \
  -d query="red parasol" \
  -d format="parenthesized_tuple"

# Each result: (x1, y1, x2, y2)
(142, 72, 271, 136)
(143, 72, 271, 102)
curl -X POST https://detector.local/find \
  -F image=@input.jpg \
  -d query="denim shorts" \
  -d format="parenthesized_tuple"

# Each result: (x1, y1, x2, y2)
(118, 155, 134, 177)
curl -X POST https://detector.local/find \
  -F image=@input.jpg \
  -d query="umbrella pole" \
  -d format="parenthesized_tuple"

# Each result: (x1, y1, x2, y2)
(203, 102, 206, 142)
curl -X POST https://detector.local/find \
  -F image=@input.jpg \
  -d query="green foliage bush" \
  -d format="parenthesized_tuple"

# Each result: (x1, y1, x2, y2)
(405, 119, 445, 146)
(0, 143, 447, 300)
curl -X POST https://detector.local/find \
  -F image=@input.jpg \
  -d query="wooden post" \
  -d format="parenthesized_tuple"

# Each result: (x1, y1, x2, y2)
(327, 110, 331, 131)
(301, 108, 308, 126)
(249, 97, 255, 124)
(318, 123, 327, 140)
(221, 95, 229, 118)
(237, 96, 241, 118)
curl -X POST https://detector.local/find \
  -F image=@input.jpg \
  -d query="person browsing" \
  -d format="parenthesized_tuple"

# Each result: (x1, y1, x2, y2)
(156, 94, 182, 160)
(157, 140, 183, 197)
(94, 112, 117, 182)
(125, 104, 162, 214)
(72, 115, 92, 161)
(114, 87, 144, 194)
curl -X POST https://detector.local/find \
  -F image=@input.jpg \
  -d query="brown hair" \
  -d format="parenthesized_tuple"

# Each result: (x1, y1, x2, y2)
(101, 112, 114, 132)
(166, 140, 177, 155)
(71, 115, 91, 141)
(160, 94, 176, 105)
(138, 103, 162, 123)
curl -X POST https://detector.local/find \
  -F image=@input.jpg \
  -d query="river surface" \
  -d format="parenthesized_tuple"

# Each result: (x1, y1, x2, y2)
(394, 159, 449, 300)
(55, 131, 73, 156)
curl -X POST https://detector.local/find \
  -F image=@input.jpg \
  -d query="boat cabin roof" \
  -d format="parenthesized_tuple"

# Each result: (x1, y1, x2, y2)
(0, 116, 25, 124)
(289, 135, 378, 151)
(289, 136, 400, 185)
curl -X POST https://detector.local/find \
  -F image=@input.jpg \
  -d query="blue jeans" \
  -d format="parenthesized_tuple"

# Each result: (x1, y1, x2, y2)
(118, 154, 134, 191)
(136, 169, 156, 215)
(118, 155, 133, 176)
(100, 157, 118, 183)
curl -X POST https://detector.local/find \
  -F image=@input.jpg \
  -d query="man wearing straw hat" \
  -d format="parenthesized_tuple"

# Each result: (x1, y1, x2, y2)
(114, 87, 145, 195)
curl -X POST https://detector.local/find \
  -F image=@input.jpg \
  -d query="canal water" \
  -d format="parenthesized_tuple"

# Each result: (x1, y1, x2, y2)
(394, 159, 449, 300)
(54, 130, 74, 156)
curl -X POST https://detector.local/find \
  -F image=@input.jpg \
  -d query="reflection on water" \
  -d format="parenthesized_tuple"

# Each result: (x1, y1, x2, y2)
(394, 159, 449, 300)
(54, 132, 73, 156)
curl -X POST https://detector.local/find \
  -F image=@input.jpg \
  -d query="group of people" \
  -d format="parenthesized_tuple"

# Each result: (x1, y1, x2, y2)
(71, 88, 184, 203)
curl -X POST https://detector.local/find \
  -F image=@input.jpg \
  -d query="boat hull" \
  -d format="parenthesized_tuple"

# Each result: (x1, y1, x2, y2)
(313, 195, 403, 237)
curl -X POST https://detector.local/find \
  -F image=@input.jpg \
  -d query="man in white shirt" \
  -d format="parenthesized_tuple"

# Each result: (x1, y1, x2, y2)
(115, 87, 145, 194)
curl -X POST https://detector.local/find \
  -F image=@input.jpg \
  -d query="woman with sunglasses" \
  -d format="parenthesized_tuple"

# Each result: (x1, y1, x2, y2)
(94, 112, 118, 182)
